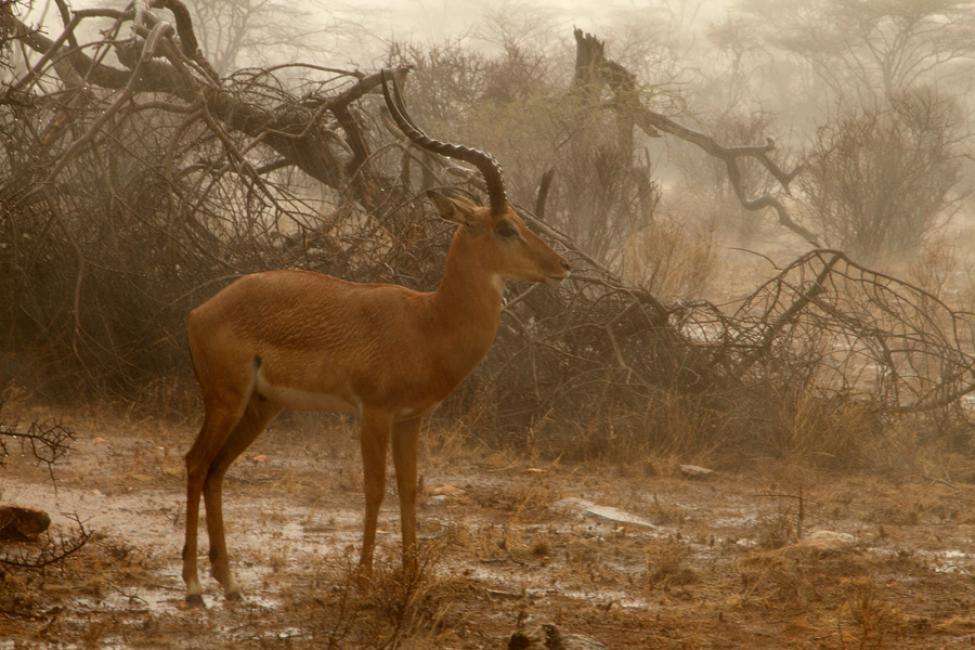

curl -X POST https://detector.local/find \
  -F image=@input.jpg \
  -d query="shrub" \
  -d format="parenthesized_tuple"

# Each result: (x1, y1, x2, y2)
(800, 88, 964, 261)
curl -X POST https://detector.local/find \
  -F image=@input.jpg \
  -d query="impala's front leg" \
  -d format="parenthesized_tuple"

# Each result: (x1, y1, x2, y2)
(358, 409, 392, 572)
(392, 416, 421, 570)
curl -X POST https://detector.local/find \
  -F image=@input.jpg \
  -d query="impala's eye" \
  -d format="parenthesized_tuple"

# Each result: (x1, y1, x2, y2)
(496, 220, 518, 239)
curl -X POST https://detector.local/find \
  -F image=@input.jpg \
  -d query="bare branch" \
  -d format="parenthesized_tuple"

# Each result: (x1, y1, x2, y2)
(0, 514, 92, 569)
(572, 28, 819, 246)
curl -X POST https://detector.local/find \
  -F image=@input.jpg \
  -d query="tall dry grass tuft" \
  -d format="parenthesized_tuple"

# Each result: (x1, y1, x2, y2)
(314, 541, 466, 649)
(774, 387, 884, 470)
(645, 538, 697, 591)
(358, 542, 462, 648)
(621, 214, 717, 300)
(841, 578, 904, 649)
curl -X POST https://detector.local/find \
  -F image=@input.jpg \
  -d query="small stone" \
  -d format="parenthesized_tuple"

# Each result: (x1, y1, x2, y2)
(426, 483, 465, 496)
(679, 464, 714, 479)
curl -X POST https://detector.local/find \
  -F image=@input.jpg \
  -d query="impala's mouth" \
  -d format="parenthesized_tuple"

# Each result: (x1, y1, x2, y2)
(544, 271, 570, 287)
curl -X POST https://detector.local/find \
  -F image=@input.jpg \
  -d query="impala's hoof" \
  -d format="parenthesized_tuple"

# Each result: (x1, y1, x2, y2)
(185, 593, 206, 608)
(225, 590, 244, 602)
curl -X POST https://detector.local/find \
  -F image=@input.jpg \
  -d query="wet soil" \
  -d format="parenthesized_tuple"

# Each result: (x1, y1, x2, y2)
(3, 407, 975, 648)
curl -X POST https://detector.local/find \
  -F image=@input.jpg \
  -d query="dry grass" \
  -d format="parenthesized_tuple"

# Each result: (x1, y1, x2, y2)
(840, 577, 905, 649)
(559, 373, 928, 475)
(354, 543, 462, 648)
(645, 494, 688, 526)
(263, 540, 474, 649)
(645, 538, 697, 590)
(5, 401, 975, 647)
(753, 511, 797, 550)
(621, 213, 718, 301)
(737, 548, 818, 610)
(653, 391, 721, 457)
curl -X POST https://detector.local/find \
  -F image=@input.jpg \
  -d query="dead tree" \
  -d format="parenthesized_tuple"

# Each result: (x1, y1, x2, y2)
(0, 0, 424, 390)
(570, 29, 819, 246)
(0, 0, 395, 206)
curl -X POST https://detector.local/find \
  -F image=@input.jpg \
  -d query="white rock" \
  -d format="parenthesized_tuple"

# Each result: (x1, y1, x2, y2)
(679, 464, 714, 479)
(555, 498, 658, 530)
(796, 530, 856, 551)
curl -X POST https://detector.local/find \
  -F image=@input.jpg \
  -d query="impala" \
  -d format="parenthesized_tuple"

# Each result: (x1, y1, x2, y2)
(180, 70, 570, 605)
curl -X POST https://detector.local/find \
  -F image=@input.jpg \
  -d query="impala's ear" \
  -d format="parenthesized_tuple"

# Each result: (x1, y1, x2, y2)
(426, 190, 478, 226)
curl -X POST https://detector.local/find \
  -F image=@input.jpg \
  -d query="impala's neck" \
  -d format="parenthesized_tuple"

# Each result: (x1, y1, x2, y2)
(429, 229, 504, 371)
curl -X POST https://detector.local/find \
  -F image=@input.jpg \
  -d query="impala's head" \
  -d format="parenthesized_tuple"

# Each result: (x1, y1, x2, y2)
(381, 69, 570, 287)
(425, 191, 570, 285)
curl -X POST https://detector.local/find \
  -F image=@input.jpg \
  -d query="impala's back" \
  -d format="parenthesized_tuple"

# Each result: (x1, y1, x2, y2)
(187, 270, 432, 416)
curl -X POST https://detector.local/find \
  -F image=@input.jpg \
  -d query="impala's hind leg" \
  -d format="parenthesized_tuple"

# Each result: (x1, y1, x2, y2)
(183, 401, 243, 606)
(204, 396, 281, 599)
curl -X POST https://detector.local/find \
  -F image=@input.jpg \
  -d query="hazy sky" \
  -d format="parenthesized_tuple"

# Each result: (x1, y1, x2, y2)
(21, 1, 732, 69)
(321, 0, 729, 63)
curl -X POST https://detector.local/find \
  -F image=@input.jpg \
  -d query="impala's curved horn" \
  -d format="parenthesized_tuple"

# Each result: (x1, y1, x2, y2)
(381, 68, 508, 215)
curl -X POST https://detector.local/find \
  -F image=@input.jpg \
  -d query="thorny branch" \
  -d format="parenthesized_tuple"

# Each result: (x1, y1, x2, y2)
(0, 419, 76, 484)
(0, 513, 92, 569)
(0, 396, 90, 569)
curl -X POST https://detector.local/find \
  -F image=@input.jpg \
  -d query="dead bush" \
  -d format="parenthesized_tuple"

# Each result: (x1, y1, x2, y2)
(799, 87, 965, 261)
(357, 542, 462, 648)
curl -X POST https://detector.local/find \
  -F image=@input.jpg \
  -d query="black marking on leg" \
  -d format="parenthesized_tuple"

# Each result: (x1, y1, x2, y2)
(253, 354, 270, 401)
(209, 547, 219, 562)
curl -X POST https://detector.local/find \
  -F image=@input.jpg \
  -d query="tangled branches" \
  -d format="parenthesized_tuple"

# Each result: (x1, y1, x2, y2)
(0, 512, 91, 569)
(725, 250, 975, 413)
(0, 418, 75, 483)
(0, 0, 418, 391)
(1, 2, 973, 466)
(470, 247, 975, 462)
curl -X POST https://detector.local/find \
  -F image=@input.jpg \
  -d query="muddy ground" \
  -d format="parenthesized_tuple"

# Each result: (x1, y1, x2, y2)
(3, 406, 975, 649)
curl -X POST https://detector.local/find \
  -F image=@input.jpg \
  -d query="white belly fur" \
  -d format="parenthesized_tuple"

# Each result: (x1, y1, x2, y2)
(255, 371, 356, 413)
